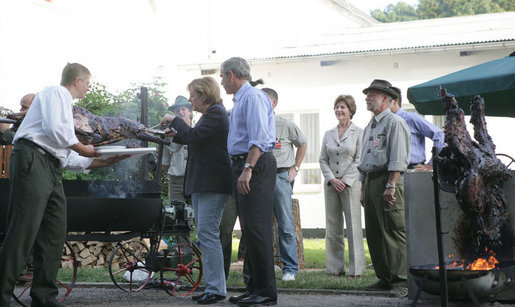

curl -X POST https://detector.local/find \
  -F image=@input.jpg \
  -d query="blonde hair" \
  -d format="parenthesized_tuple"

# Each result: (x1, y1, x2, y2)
(187, 76, 221, 106)
(60, 63, 90, 86)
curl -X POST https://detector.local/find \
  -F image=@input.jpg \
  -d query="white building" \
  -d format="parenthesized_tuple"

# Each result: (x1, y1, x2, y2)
(175, 8, 515, 229)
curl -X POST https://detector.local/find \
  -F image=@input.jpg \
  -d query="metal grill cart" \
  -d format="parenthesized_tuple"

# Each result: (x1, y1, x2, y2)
(0, 178, 202, 306)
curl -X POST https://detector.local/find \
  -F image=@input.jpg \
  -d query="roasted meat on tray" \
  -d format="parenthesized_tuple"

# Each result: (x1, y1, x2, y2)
(73, 105, 169, 146)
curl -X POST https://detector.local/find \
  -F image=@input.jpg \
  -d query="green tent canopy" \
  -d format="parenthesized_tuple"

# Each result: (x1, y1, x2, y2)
(407, 52, 515, 117)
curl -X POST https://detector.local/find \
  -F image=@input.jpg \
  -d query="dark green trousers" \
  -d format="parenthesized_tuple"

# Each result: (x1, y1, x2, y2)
(0, 143, 66, 307)
(364, 172, 407, 286)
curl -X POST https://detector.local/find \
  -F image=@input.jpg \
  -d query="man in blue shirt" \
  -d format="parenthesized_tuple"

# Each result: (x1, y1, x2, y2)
(390, 86, 445, 171)
(220, 57, 277, 306)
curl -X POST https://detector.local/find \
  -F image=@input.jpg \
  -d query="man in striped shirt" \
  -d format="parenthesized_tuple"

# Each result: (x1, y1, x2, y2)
(390, 86, 445, 172)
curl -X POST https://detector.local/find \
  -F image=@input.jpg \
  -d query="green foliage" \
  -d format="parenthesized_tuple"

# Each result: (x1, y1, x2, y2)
(76, 82, 116, 116)
(371, 0, 511, 23)
(113, 76, 170, 127)
(371, 2, 418, 22)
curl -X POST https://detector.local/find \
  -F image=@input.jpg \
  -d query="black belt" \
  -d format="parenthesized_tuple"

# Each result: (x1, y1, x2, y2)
(408, 162, 424, 169)
(230, 153, 248, 161)
(277, 167, 289, 173)
(366, 170, 388, 178)
(17, 138, 61, 168)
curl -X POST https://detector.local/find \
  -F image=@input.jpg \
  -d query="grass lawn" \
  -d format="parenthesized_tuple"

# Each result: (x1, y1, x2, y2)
(58, 238, 379, 290)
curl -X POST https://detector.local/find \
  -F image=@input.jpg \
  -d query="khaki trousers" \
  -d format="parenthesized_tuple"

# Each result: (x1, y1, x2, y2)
(324, 182, 365, 275)
(364, 172, 407, 285)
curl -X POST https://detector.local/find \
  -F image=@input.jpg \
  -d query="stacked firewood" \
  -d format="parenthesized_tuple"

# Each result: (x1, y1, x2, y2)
(62, 241, 139, 269)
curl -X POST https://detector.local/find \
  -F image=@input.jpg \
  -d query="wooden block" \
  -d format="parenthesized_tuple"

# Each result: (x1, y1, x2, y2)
(79, 248, 90, 259)
(81, 257, 93, 266)
(76, 242, 85, 250)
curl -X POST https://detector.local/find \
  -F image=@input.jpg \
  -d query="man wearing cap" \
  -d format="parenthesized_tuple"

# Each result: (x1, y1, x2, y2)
(389, 86, 445, 172)
(161, 95, 193, 202)
(161, 96, 193, 245)
(358, 79, 410, 295)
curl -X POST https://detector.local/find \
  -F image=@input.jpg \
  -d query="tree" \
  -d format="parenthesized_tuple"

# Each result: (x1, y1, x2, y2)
(371, 0, 511, 22)
(371, 2, 418, 22)
(113, 76, 169, 127)
(76, 82, 116, 116)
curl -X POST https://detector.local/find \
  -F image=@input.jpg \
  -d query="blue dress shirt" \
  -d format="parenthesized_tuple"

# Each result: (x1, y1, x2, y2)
(396, 108, 445, 164)
(228, 82, 276, 155)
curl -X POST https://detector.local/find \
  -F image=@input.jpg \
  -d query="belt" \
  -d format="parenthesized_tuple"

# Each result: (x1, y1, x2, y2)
(17, 138, 61, 168)
(277, 167, 289, 173)
(366, 170, 388, 178)
(408, 162, 424, 169)
(230, 153, 248, 161)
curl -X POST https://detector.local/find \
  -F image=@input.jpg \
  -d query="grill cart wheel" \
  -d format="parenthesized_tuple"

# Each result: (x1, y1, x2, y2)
(108, 240, 152, 292)
(159, 243, 203, 297)
(12, 241, 77, 306)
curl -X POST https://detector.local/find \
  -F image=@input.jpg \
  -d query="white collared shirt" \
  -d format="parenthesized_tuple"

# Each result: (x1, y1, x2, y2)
(14, 85, 92, 171)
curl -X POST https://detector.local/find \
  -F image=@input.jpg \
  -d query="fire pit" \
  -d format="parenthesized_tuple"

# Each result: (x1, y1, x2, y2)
(410, 261, 514, 301)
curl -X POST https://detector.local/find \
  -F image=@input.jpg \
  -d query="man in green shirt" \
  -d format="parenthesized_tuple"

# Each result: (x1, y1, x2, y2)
(358, 79, 410, 296)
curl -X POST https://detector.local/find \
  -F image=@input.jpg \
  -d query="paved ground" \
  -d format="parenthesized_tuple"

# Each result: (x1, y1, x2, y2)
(12, 285, 438, 307)
(12, 283, 515, 307)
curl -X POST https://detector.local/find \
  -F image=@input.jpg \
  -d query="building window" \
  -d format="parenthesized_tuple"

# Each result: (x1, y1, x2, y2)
(276, 112, 321, 187)
(299, 113, 321, 185)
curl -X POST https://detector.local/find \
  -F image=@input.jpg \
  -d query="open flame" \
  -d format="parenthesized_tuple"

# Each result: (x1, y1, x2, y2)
(436, 249, 499, 271)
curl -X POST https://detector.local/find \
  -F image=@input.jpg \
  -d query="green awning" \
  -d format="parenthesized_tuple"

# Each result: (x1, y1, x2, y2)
(407, 52, 515, 117)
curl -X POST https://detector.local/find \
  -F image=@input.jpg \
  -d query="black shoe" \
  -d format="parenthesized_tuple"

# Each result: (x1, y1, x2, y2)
(229, 291, 251, 304)
(192, 292, 205, 301)
(197, 293, 226, 305)
(236, 294, 277, 306)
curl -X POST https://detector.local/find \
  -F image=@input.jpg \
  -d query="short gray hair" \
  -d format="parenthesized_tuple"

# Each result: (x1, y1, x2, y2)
(220, 57, 251, 80)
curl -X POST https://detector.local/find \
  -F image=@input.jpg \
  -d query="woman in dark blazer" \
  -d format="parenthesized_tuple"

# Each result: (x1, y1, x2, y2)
(165, 76, 232, 305)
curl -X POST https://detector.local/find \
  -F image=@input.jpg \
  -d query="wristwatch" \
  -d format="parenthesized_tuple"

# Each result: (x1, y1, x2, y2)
(244, 163, 254, 170)
(385, 183, 396, 189)
(293, 166, 299, 172)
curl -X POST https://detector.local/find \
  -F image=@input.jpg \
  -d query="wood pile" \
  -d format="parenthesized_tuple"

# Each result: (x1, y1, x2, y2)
(62, 240, 144, 268)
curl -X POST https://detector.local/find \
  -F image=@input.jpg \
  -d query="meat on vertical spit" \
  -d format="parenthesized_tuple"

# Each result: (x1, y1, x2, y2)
(438, 89, 513, 261)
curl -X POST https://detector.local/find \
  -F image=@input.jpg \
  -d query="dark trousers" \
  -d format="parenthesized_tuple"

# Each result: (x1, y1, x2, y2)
(0, 143, 66, 307)
(232, 152, 277, 298)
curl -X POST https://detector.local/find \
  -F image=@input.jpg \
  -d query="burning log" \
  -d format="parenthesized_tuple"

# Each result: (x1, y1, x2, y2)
(438, 90, 513, 262)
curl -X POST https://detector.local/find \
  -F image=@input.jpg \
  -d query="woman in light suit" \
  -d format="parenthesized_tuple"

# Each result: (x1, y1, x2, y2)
(319, 94, 366, 277)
